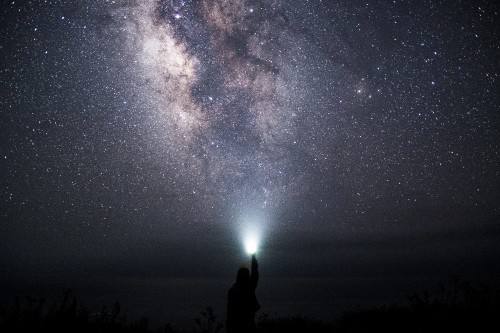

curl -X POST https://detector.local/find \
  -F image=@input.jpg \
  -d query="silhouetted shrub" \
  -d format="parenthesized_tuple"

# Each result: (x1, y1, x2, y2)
(194, 306, 223, 333)
(0, 289, 164, 333)
(332, 277, 500, 333)
(255, 278, 499, 333)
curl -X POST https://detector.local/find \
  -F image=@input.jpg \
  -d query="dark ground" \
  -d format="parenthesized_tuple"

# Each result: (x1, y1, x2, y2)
(1, 277, 498, 333)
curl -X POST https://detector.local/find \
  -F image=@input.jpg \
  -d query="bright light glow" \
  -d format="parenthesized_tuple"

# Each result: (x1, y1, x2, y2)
(238, 210, 267, 256)
(244, 235, 258, 255)
(242, 227, 260, 255)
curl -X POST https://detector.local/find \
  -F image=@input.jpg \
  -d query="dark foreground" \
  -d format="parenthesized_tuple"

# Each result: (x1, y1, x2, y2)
(1, 278, 498, 333)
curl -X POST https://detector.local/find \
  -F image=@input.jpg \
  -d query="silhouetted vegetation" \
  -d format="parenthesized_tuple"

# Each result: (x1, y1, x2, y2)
(194, 307, 223, 333)
(0, 289, 170, 333)
(1, 278, 498, 332)
(258, 277, 500, 333)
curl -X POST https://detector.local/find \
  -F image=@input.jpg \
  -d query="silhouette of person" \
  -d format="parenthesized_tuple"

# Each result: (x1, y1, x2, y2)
(226, 255, 260, 333)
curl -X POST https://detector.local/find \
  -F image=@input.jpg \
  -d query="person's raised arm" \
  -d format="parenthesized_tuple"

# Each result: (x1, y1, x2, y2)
(250, 254, 259, 288)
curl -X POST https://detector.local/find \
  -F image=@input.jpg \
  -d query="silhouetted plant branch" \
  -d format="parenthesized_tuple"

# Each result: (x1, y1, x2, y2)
(194, 306, 223, 333)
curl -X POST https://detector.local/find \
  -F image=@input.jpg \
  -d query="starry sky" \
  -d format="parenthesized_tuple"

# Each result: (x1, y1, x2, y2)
(1, 0, 499, 323)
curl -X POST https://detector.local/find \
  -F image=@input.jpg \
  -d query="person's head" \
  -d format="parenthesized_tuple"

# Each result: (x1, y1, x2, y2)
(236, 267, 250, 284)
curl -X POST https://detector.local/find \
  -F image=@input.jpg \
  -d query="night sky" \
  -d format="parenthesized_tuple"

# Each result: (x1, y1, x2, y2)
(1, 0, 499, 327)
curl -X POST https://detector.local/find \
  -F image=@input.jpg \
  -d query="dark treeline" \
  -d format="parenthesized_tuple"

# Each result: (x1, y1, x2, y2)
(1, 277, 498, 333)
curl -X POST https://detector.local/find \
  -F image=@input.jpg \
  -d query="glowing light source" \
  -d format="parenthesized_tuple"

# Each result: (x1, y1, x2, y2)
(244, 235, 258, 255)
(239, 211, 267, 256)
(242, 227, 260, 255)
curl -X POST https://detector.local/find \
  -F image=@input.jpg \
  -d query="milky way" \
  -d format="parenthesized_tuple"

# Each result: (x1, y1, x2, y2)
(119, 0, 309, 204)
(1, 0, 499, 256)
(101, 0, 499, 231)
(105, 0, 364, 228)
